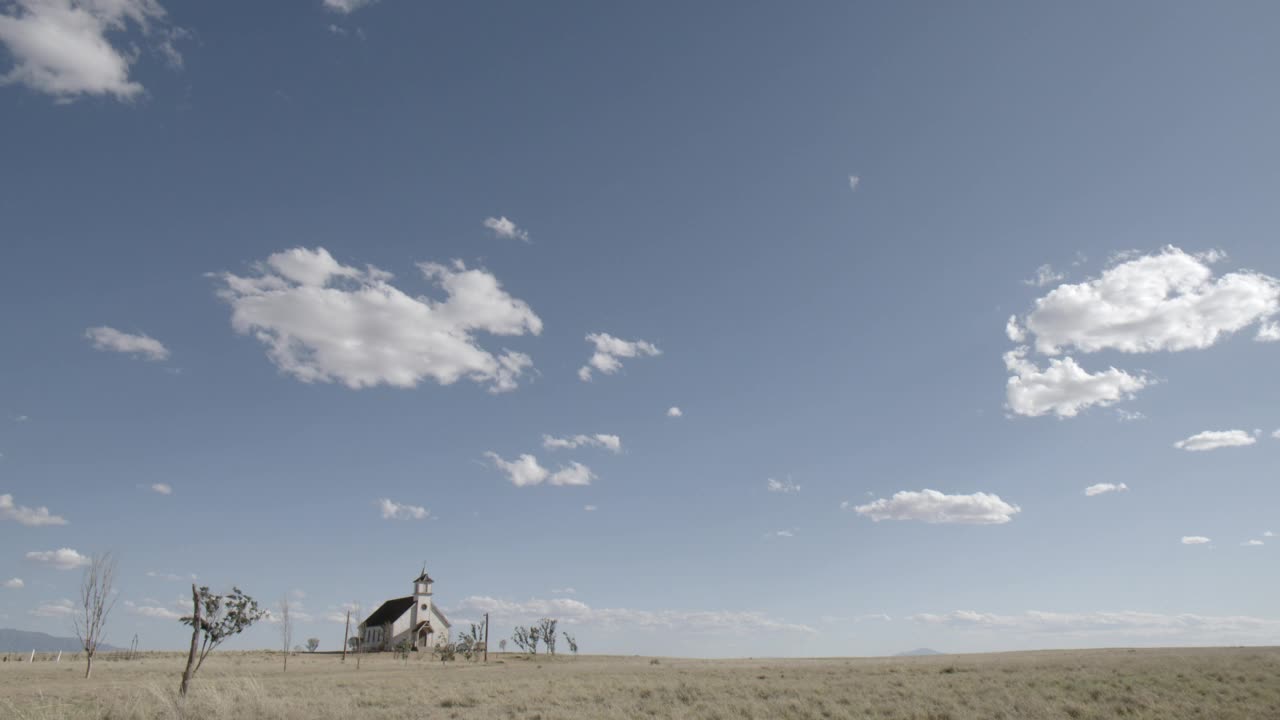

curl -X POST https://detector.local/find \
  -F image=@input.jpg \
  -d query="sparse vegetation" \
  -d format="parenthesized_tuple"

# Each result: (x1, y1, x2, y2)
(3, 647, 1279, 719)
(72, 552, 117, 680)
(537, 618, 558, 656)
(178, 585, 267, 695)
(512, 625, 539, 655)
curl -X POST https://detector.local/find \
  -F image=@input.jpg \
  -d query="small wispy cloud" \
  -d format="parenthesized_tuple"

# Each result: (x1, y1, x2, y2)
(26, 548, 90, 570)
(543, 434, 622, 453)
(666, 406, 682, 418)
(1084, 482, 1128, 497)
(848, 175, 860, 192)
(85, 327, 170, 361)
(485, 452, 594, 487)
(583, 505, 597, 512)
(483, 216, 530, 242)
(1181, 536, 1211, 545)
(379, 498, 429, 520)
(766, 477, 800, 494)
(1023, 264, 1065, 287)
(147, 571, 196, 582)
(578, 333, 661, 382)
(30, 599, 75, 618)
(1241, 539, 1264, 547)
(1, 494, 68, 527)
(1174, 430, 1257, 452)
(3, 578, 23, 589)
(323, 0, 378, 13)
(150, 483, 173, 495)
(851, 489, 1021, 525)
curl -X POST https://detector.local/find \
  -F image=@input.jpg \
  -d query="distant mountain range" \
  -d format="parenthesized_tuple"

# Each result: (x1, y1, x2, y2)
(895, 647, 943, 657)
(0, 629, 119, 653)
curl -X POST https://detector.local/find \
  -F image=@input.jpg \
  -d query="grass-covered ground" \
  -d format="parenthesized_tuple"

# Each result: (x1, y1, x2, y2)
(3, 646, 1279, 719)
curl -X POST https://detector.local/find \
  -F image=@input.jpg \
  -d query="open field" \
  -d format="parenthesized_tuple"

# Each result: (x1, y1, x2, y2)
(3, 647, 1279, 719)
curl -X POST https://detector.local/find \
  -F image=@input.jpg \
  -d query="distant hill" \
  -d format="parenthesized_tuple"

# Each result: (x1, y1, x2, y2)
(895, 648, 943, 657)
(0, 628, 119, 653)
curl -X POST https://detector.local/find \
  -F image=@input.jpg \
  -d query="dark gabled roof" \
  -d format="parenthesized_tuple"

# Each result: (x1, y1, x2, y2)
(360, 597, 414, 629)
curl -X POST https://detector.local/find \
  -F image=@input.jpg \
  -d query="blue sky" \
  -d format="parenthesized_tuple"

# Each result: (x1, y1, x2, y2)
(2, 0, 1279, 657)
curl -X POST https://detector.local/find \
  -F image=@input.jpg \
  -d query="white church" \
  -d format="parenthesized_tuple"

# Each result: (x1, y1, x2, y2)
(358, 568, 452, 652)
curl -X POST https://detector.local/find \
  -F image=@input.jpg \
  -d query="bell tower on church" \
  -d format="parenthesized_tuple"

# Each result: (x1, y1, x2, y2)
(409, 566, 434, 648)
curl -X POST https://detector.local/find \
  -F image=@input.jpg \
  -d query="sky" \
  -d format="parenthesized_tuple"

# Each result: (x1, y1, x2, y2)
(1, 0, 1279, 658)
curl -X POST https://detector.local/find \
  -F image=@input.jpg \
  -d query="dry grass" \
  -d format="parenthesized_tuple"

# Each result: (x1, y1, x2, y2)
(2, 647, 1279, 719)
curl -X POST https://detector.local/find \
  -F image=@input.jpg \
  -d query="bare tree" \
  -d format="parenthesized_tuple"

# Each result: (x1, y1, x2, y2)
(537, 618, 558, 656)
(73, 552, 118, 679)
(563, 632, 578, 657)
(279, 595, 293, 672)
(306, 638, 319, 652)
(499, 638, 507, 653)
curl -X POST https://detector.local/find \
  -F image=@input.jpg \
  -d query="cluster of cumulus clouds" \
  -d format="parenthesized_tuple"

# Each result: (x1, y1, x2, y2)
(1003, 247, 1279, 419)
(0, 0, 384, 103)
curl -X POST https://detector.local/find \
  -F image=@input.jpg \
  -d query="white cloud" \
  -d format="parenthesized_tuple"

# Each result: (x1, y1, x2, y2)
(1258, 322, 1280, 342)
(1005, 315, 1026, 343)
(1024, 264, 1066, 287)
(85, 326, 170, 361)
(1004, 347, 1148, 418)
(149, 483, 172, 495)
(378, 498, 428, 520)
(1181, 536, 1211, 545)
(666, 406, 682, 417)
(542, 434, 622, 453)
(216, 248, 541, 393)
(1084, 482, 1128, 497)
(577, 333, 660, 381)
(0, 0, 179, 101)
(450, 595, 814, 634)
(1173, 430, 1256, 452)
(4, 578, 23, 589)
(482, 216, 530, 243)
(766, 477, 800, 494)
(1242, 540, 1264, 547)
(551, 587, 576, 595)
(851, 489, 1020, 525)
(26, 548, 90, 569)
(484, 452, 594, 487)
(848, 175, 860, 192)
(30, 598, 74, 617)
(909, 609, 1280, 641)
(0, 494, 68, 526)
(127, 601, 181, 620)
(583, 504, 597, 512)
(1115, 409, 1146, 422)
(323, 0, 377, 13)
(1018, 247, 1279, 356)
(146, 570, 195, 581)
(1265, 531, 1275, 538)
(768, 530, 795, 538)
(548, 462, 593, 487)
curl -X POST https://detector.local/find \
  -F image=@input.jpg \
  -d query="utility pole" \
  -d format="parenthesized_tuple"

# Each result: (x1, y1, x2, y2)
(341, 611, 350, 664)
(483, 613, 489, 663)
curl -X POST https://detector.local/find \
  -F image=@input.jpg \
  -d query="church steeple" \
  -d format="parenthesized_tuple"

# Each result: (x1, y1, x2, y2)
(413, 566, 433, 596)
